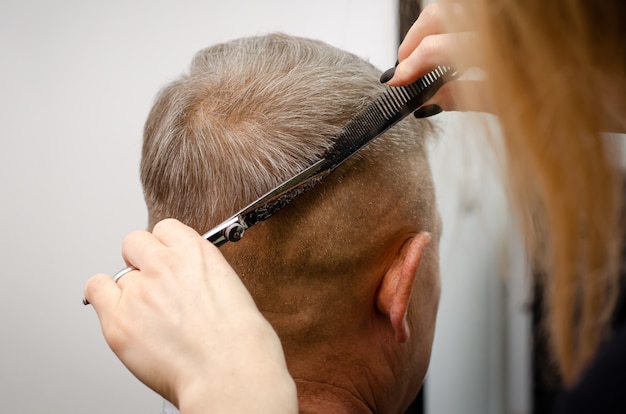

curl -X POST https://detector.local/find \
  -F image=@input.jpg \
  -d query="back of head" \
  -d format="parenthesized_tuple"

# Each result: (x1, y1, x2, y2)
(142, 33, 433, 226)
(141, 33, 439, 411)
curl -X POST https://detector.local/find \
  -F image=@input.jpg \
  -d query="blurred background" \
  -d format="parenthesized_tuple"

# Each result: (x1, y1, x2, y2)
(0, 1, 531, 412)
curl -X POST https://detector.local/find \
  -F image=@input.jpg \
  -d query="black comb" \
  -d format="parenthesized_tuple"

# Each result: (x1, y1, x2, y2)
(323, 65, 456, 170)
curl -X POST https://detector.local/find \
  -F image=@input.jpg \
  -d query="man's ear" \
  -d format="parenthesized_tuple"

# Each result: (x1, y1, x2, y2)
(376, 232, 432, 343)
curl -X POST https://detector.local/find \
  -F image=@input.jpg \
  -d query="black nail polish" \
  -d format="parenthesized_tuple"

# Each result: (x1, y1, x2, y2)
(413, 104, 443, 118)
(379, 66, 396, 83)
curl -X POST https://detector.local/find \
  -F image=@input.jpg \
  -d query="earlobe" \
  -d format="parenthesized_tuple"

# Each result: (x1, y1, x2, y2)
(376, 232, 431, 343)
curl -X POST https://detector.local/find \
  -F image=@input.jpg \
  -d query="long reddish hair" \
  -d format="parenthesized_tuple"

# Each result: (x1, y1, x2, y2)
(449, 0, 626, 384)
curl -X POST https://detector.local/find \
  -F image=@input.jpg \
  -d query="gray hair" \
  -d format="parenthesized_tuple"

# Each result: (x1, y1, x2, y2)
(141, 33, 433, 233)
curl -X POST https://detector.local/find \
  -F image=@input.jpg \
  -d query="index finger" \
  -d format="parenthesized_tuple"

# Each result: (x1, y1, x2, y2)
(151, 218, 204, 247)
(390, 31, 478, 86)
(398, 2, 447, 61)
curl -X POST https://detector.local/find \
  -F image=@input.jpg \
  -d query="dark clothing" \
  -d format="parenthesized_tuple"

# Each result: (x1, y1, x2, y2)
(553, 321, 626, 413)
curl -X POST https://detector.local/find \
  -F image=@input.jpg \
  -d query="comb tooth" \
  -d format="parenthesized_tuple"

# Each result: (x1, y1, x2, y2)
(343, 125, 359, 150)
(366, 104, 382, 122)
(361, 109, 375, 129)
(376, 96, 387, 118)
(362, 107, 376, 127)
(385, 90, 399, 113)
(410, 81, 421, 94)
(379, 95, 394, 119)
(364, 109, 380, 130)
(394, 86, 406, 101)
(368, 106, 382, 121)
(384, 96, 396, 118)
(372, 101, 386, 121)
(364, 110, 378, 131)
(397, 85, 412, 102)
(407, 82, 421, 95)
(389, 88, 405, 109)
(352, 125, 364, 148)
(371, 103, 388, 125)
(358, 108, 372, 129)
(386, 91, 401, 114)
(391, 88, 406, 107)
(371, 104, 385, 126)
(349, 118, 364, 139)
(401, 85, 413, 101)
(357, 116, 369, 136)
(367, 112, 384, 133)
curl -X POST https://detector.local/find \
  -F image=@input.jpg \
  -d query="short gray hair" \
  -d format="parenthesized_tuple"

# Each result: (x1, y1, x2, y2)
(140, 33, 433, 233)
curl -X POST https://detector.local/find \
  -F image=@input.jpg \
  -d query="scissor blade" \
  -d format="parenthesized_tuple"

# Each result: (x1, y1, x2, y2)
(202, 159, 329, 246)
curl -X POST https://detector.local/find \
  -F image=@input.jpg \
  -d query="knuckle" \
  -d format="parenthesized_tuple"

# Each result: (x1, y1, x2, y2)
(422, 2, 442, 23)
(418, 35, 442, 59)
(85, 272, 105, 289)
(121, 229, 147, 250)
(84, 273, 109, 298)
(152, 218, 178, 234)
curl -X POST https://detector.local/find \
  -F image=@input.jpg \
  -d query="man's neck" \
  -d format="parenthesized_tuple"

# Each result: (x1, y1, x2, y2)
(294, 378, 375, 414)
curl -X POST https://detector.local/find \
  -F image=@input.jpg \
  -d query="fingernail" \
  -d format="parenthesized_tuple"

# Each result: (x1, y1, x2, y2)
(379, 66, 396, 83)
(379, 59, 399, 84)
(413, 104, 443, 118)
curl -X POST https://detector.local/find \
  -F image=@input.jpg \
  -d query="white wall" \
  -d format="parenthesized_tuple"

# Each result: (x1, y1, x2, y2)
(426, 114, 531, 414)
(0, 1, 529, 413)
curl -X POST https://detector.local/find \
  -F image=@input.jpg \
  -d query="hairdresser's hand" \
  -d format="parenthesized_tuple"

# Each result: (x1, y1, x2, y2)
(84, 219, 297, 414)
(381, 2, 491, 114)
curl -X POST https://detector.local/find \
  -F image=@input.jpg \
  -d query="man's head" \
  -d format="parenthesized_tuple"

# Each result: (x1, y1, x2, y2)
(141, 33, 440, 413)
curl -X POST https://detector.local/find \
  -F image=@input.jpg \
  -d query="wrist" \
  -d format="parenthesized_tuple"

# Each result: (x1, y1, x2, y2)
(177, 362, 298, 414)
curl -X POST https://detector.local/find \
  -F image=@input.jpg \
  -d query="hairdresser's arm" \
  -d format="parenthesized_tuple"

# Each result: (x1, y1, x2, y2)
(383, 2, 491, 113)
(84, 219, 297, 414)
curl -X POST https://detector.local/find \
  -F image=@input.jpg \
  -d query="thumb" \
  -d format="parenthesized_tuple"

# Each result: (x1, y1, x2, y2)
(84, 273, 121, 321)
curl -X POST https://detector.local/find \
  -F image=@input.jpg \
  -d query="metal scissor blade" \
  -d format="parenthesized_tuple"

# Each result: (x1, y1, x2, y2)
(202, 158, 329, 246)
